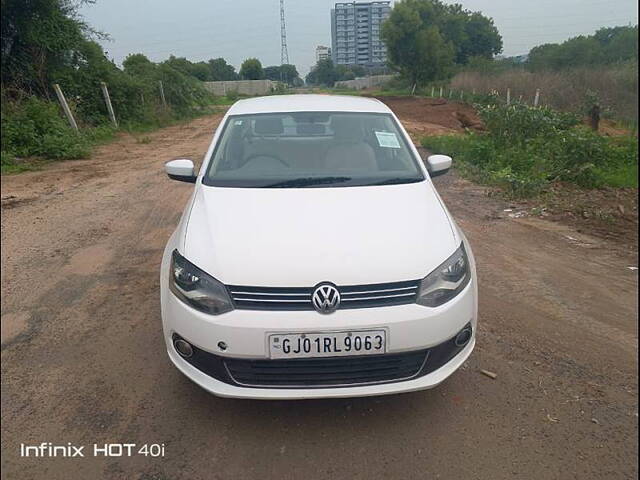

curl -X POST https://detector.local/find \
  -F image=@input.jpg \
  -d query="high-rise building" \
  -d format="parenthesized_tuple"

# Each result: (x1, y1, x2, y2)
(315, 45, 332, 63)
(330, 1, 391, 68)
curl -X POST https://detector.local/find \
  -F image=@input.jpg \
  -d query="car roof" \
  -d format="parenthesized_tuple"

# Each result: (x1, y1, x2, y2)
(226, 94, 392, 116)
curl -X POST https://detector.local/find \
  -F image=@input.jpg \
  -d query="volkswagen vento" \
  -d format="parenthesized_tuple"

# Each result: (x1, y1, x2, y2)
(160, 95, 477, 399)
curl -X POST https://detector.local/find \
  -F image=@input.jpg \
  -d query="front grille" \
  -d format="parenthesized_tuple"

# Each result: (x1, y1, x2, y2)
(227, 279, 420, 311)
(224, 350, 428, 387)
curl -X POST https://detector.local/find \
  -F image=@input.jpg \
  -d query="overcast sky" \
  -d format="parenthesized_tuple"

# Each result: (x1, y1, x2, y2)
(80, 0, 638, 75)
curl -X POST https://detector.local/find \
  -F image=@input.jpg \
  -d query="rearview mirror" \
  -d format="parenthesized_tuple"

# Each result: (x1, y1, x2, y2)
(165, 159, 196, 183)
(426, 154, 452, 177)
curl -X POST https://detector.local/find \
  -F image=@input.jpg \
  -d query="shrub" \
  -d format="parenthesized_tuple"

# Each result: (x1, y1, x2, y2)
(422, 102, 638, 196)
(477, 102, 580, 145)
(1, 97, 90, 159)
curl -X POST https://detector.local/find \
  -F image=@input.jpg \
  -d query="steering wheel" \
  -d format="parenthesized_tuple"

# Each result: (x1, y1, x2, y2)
(242, 153, 290, 168)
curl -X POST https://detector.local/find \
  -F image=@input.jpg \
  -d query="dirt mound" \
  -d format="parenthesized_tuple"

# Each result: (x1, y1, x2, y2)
(372, 96, 484, 136)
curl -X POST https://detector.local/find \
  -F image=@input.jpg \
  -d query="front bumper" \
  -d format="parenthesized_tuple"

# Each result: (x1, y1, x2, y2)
(160, 268, 477, 399)
(167, 336, 475, 399)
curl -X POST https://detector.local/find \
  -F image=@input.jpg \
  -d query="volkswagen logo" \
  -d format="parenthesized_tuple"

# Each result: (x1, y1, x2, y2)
(312, 283, 341, 314)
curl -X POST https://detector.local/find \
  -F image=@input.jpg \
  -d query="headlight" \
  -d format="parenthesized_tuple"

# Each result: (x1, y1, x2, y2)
(169, 250, 234, 315)
(416, 243, 471, 307)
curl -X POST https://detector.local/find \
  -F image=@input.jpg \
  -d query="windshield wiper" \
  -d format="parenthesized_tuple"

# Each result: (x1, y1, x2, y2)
(263, 176, 352, 188)
(371, 177, 423, 186)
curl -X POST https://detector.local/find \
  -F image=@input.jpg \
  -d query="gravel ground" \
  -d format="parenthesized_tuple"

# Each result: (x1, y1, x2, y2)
(1, 106, 637, 480)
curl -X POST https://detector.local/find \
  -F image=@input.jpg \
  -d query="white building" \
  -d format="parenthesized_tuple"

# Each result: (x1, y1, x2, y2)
(331, 1, 391, 67)
(315, 45, 332, 63)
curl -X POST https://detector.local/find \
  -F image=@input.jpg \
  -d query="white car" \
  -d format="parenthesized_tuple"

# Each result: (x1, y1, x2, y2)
(160, 95, 477, 399)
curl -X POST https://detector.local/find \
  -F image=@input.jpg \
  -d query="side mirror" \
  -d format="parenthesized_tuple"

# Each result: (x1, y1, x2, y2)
(426, 154, 452, 177)
(165, 159, 196, 183)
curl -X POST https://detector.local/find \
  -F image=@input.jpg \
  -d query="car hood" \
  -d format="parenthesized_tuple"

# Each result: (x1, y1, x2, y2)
(183, 181, 458, 286)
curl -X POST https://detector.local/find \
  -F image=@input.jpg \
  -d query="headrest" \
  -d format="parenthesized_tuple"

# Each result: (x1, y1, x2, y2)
(330, 115, 363, 142)
(254, 117, 284, 135)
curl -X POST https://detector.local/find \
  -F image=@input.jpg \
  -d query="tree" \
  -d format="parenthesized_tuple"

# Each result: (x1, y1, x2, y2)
(263, 65, 282, 81)
(123, 53, 155, 77)
(1, 0, 91, 94)
(305, 59, 367, 86)
(208, 57, 238, 81)
(601, 26, 638, 62)
(279, 64, 300, 84)
(263, 64, 302, 84)
(527, 25, 638, 71)
(306, 58, 338, 86)
(459, 12, 503, 63)
(239, 58, 264, 80)
(190, 62, 211, 81)
(0, 0, 213, 137)
(382, 0, 502, 85)
(161, 56, 211, 81)
(335, 65, 355, 81)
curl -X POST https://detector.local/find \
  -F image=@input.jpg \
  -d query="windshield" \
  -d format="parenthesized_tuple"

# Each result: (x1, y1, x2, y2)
(203, 112, 424, 188)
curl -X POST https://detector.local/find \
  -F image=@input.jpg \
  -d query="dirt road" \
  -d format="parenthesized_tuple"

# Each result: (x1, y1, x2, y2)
(1, 105, 637, 480)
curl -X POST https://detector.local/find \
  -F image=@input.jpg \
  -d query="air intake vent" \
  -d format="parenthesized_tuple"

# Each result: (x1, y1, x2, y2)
(224, 350, 428, 387)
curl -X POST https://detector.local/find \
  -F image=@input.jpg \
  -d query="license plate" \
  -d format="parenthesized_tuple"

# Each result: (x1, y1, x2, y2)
(268, 330, 386, 359)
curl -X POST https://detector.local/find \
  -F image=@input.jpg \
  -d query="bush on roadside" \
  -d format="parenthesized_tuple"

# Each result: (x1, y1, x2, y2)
(422, 102, 638, 197)
(1, 2, 219, 170)
(478, 102, 580, 145)
(1, 97, 90, 159)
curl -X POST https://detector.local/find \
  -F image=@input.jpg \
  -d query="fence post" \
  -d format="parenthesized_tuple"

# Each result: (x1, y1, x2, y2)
(472, 88, 476, 95)
(52, 83, 78, 131)
(534, 89, 540, 107)
(439, 86, 443, 97)
(448, 89, 453, 99)
(506, 88, 511, 105)
(460, 90, 464, 100)
(588, 103, 601, 131)
(100, 82, 118, 127)
(158, 80, 167, 108)
(431, 86, 435, 97)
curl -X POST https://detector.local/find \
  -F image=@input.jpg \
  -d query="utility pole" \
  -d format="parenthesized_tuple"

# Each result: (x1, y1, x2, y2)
(280, 0, 290, 83)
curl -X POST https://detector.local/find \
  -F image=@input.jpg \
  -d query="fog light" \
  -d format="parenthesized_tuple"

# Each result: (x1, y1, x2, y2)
(174, 338, 193, 358)
(455, 327, 472, 347)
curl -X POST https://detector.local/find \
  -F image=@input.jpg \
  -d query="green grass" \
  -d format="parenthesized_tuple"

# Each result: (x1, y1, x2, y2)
(211, 95, 240, 105)
(594, 162, 638, 188)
